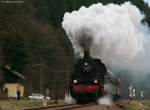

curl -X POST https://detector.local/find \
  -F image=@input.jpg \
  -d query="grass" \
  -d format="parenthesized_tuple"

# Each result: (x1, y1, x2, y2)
(0, 100, 44, 110)
(126, 100, 149, 110)
(1, 99, 149, 110)
(141, 100, 150, 110)
(0, 99, 65, 110)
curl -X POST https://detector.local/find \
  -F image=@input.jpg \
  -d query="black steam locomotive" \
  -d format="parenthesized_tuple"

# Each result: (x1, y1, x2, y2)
(70, 51, 121, 103)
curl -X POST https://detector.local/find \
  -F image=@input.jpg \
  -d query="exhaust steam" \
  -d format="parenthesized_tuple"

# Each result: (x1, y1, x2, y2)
(64, 93, 76, 104)
(62, 2, 150, 76)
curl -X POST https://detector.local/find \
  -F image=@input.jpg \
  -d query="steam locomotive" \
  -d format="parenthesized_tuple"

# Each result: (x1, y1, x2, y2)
(70, 51, 121, 103)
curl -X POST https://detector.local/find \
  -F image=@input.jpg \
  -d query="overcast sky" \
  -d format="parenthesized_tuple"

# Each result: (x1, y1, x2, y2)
(144, 0, 150, 6)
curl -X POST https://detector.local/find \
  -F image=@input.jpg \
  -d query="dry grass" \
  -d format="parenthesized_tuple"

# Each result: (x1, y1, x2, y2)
(126, 100, 150, 110)
(0, 100, 43, 110)
(141, 100, 150, 110)
(0, 100, 65, 110)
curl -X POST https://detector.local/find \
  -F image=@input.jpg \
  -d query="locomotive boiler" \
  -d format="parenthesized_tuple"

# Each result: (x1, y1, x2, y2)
(70, 51, 121, 103)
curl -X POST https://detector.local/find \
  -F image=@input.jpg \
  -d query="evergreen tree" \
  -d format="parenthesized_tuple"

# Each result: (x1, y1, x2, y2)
(34, 0, 150, 27)
(2, 36, 27, 72)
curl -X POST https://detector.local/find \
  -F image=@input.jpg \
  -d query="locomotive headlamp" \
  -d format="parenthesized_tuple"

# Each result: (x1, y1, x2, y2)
(73, 80, 78, 84)
(94, 80, 98, 84)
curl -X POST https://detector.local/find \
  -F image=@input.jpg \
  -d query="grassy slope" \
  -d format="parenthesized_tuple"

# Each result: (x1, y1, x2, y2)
(0, 100, 65, 110)
(126, 101, 149, 110)
(0, 100, 43, 110)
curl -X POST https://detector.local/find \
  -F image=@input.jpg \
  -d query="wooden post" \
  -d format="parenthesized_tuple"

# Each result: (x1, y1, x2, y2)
(55, 81, 57, 104)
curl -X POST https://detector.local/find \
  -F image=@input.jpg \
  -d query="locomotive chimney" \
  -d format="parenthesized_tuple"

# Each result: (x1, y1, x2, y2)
(84, 51, 90, 57)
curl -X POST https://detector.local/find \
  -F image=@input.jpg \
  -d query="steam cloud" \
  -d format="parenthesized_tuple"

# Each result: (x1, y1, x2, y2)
(98, 95, 112, 105)
(64, 93, 76, 104)
(62, 2, 150, 75)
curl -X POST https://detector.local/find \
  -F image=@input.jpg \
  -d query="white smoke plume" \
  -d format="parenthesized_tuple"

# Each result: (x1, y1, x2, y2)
(98, 95, 112, 106)
(62, 2, 150, 75)
(64, 93, 76, 104)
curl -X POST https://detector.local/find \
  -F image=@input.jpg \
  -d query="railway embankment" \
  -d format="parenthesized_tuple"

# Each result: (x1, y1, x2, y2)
(0, 100, 149, 110)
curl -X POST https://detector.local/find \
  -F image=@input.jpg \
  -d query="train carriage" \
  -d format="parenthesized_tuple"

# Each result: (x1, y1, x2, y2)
(104, 69, 121, 100)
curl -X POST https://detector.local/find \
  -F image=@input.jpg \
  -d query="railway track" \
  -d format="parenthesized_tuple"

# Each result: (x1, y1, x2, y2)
(54, 103, 95, 110)
(23, 103, 95, 110)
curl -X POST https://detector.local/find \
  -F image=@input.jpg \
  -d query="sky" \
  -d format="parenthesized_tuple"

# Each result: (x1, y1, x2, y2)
(144, 0, 150, 6)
